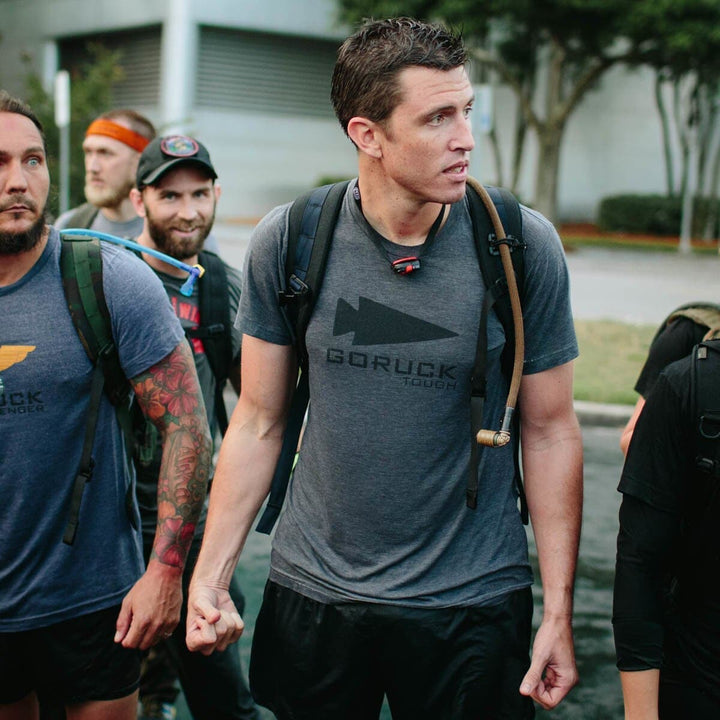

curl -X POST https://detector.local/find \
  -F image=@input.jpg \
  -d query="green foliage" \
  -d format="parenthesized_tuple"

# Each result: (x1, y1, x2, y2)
(22, 44, 124, 218)
(598, 194, 720, 237)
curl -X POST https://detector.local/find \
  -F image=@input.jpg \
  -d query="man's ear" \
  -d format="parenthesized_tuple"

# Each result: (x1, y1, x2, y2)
(347, 117, 383, 159)
(129, 187, 147, 218)
(214, 181, 222, 203)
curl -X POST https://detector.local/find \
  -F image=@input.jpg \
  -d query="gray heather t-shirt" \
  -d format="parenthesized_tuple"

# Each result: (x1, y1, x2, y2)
(0, 228, 184, 630)
(55, 205, 145, 238)
(238, 180, 578, 608)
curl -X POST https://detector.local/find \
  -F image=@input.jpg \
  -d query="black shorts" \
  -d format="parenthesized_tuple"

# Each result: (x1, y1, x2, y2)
(0, 605, 141, 705)
(250, 581, 534, 720)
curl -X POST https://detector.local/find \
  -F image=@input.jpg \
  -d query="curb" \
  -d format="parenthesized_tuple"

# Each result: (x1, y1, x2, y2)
(574, 400, 633, 428)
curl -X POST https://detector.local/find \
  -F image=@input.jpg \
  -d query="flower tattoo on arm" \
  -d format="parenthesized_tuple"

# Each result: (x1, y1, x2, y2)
(132, 340, 213, 570)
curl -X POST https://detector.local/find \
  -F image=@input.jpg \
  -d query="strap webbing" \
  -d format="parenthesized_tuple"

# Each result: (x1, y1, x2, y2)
(60, 237, 134, 544)
(63, 360, 105, 544)
(257, 182, 348, 534)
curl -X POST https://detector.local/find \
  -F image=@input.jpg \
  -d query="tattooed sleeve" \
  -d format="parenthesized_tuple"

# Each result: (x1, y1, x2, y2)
(132, 340, 213, 570)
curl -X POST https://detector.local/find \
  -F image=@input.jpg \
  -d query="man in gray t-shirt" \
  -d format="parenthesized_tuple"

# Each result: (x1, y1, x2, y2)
(0, 92, 211, 719)
(187, 18, 583, 720)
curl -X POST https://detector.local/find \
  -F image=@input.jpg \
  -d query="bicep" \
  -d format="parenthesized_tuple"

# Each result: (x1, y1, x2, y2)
(519, 361, 577, 436)
(233, 334, 296, 426)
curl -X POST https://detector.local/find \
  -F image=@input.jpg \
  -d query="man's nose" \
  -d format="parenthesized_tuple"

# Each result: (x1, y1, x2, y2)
(177, 198, 199, 220)
(5, 159, 30, 193)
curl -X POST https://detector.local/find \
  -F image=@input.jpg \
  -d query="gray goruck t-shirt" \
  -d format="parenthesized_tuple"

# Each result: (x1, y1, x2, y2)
(238, 179, 578, 608)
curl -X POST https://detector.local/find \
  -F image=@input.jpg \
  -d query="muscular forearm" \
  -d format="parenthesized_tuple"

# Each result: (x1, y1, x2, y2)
(132, 341, 213, 572)
(522, 420, 583, 617)
(152, 419, 212, 570)
(190, 403, 285, 590)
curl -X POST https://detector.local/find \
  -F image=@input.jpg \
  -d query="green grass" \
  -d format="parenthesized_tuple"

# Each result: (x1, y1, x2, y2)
(562, 233, 719, 254)
(573, 319, 656, 405)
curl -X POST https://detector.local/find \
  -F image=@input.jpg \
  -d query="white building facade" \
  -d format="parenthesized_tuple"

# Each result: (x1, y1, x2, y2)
(0, 0, 668, 222)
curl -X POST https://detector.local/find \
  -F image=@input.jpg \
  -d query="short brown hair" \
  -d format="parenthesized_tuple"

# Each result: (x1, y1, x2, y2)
(0, 90, 47, 152)
(331, 17, 467, 138)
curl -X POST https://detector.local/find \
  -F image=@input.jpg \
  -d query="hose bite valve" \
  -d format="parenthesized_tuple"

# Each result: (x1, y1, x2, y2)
(476, 406, 515, 447)
(60, 229, 205, 297)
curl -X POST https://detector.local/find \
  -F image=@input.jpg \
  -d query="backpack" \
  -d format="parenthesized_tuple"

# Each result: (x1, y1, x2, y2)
(59, 235, 234, 543)
(653, 302, 720, 345)
(256, 179, 527, 534)
(667, 338, 720, 601)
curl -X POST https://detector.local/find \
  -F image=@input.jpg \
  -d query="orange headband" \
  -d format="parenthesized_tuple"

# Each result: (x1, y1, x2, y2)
(85, 119, 150, 153)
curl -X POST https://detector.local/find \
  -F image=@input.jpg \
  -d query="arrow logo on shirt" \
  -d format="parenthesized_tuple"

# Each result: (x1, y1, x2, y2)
(332, 297, 458, 346)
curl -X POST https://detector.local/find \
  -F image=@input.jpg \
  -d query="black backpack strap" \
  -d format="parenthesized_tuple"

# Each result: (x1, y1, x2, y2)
(60, 236, 133, 544)
(466, 184, 528, 523)
(693, 340, 720, 479)
(189, 250, 233, 434)
(256, 181, 349, 534)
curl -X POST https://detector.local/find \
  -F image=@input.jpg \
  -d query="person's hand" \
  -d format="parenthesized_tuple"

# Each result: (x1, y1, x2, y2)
(186, 584, 244, 655)
(114, 560, 183, 650)
(519, 615, 578, 709)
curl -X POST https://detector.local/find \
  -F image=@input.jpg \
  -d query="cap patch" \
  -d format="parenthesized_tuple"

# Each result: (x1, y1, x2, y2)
(160, 136, 200, 158)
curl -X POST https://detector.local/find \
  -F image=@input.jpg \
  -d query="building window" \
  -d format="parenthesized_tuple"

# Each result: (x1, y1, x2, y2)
(58, 26, 162, 107)
(196, 26, 338, 118)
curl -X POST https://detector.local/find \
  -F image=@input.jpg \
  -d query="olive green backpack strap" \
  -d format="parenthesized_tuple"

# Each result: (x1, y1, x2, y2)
(60, 235, 134, 544)
(667, 304, 720, 341)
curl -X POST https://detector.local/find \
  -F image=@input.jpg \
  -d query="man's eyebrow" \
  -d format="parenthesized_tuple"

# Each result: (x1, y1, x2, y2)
(426, 94, 475, 115)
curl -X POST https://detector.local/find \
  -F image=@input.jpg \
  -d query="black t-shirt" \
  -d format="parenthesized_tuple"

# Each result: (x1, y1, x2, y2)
(614, 356, 720, 699)
(634, 317, 707, 397)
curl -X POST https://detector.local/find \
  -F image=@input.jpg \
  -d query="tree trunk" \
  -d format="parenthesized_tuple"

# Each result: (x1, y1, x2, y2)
(679, 127, 697, 254)
(487, 126, 504, 186)
(703, 126, 720, 241)
(534, 123, 564, 224)
(654, 72, 675, 197)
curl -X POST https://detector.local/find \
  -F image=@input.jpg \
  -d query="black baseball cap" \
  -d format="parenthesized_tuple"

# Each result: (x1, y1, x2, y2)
(136, 135, 217, 188)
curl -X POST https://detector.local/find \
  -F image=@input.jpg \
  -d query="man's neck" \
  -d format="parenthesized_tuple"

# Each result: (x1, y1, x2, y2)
(356, 172, 448, 246)
(135, 231, 198, 278)
(0, 228, 50, 287)
(100, 197, 139, 223)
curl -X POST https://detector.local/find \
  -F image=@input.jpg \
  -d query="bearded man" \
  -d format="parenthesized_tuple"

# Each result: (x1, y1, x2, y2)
(55, 109, 155, 236)
(128, 135, 259, 720)
(0, 91, 211, 720)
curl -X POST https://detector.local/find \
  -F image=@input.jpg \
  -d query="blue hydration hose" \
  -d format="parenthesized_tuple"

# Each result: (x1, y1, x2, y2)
(60, 228, 205, 297)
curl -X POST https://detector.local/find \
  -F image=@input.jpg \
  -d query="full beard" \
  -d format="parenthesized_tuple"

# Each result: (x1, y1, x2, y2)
(84, 176, 135, 209)
(146, 212, 215, 261)
(0, 206, 47, 255)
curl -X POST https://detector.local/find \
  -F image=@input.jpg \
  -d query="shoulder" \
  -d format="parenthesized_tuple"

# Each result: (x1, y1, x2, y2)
(98, 242, 174, 308)
(245, 202, 293, 269)
(519, 205, 564, 253)
(54, 203, 97, 230)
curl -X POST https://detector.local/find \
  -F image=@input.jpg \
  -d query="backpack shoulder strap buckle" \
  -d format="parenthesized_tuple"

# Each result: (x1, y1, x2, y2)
(278, 274, 311, 306)
(488, 233, 526, 256)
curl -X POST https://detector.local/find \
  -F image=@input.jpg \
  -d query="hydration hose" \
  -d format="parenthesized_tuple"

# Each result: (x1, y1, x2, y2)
(60, 229, 205, 296)
(465, 177, 525, 448)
